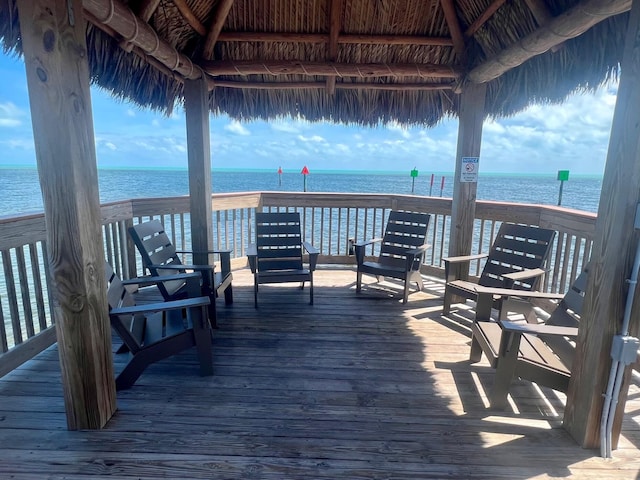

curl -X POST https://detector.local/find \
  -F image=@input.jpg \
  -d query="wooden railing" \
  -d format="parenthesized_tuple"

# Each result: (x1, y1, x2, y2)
(0, 191, 596, 377)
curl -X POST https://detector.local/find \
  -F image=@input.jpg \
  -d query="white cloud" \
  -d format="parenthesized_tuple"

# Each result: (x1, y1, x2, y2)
(104, 142, 117, 151)
(387, 121, 411, 139)
(298, 134, 325, 143)
(126, 109, 136, 117)
(224, 120, 250, 136)
(0, 102, 24, 127)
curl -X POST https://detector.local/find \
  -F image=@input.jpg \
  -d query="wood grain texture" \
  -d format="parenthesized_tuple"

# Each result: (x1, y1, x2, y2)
(201, 60, 460, 78)
(184, 78, 214, 265)
(82, 0, 203, 80)
(564, 0, 640, 449)
(0, 269, 639, 478)
(468, 0, 632, 83)
(448, 82, 487, 281)
(16, 0, 116, 429)
(216, 31, 454, 46)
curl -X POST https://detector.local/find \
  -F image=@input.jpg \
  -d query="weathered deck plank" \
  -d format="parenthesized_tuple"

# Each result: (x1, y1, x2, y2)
(0, 267, 639, 479)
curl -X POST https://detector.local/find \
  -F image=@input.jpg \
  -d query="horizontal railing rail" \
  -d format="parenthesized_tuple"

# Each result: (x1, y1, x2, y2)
(0, 191, 596, 377)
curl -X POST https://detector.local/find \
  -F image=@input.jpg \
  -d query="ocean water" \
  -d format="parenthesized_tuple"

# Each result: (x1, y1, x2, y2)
(0, 167, 602, 216)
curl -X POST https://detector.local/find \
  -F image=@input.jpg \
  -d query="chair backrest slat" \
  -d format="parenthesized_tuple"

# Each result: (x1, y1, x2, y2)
(129, 220, 187, 297)
(542, 267, 589, 368)
(378, 211, 430, 268)
(479, 223, 555, 290)
(255, 212, 304, 272)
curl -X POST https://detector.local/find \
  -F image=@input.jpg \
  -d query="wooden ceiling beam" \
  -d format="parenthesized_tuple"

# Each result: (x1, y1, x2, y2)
(137, 0, 161, 22)
(326, 0, 343, 95)
(83, 0, 203, 80)
(212, 80, 454, 91)
(464, 0, 507, 38)
(173, 0, 207, 36)
(439, 0, 467, 62)
(216, 32, 454, 46)
(202, 0, 235, 60)
(524, 0, 562, 52)
(468, 0, 631, 83)
(201, 60, 460, 78)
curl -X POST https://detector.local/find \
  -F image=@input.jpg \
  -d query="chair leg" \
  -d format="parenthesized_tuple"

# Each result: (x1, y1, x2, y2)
(402, 279, 410, 304)
(224, 285, 233, 305)
(356, 271, 362, 293)
(309, 278, 314, 305)
(254, 278, 259, 308)
(191, 305, 213, 377)
(469, 334, 483, 363)
(443, 287, 452, 315)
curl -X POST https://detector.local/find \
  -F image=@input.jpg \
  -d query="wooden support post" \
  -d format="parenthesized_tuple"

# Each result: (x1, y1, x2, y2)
(563, 0, 640, 449)
(184, 78, 214, 265)
(16, 0, 116, 429)
(448, 82, 487, 281)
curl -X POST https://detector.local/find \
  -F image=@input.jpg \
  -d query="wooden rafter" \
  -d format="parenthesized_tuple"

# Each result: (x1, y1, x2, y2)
(524, 0, 554, 25)
(201, 60, 460, 78)
(83, 0, 204, 80)
(524, 0, 562, 52)
(137, 0, 161, 22)
(217, 32, 454, 46)
(173, 0, 207, 36)
(464, 0, 506, 37)
(202, 0, 235, 60)
(468, 0, 632, 83)
(326, 0, 343, 95)
(211, 80, 454, 91)
(439, 0, 466, 62)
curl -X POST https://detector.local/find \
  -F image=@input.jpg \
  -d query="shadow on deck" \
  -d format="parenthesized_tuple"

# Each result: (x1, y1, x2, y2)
(0, 267, 639, 479)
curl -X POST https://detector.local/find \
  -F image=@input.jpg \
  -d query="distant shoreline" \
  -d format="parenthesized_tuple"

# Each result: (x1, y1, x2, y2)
(0, 164, 604, 179)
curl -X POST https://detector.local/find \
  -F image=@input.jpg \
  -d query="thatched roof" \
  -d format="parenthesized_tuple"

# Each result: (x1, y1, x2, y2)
(0, 0, 629, 126)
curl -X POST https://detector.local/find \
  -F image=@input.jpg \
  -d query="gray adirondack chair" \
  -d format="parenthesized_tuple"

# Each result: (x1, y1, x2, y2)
(443, 223, 556, 317)
(469, 266, 588, 408)
(355, 210, 431, 303)
(247, 212, 319, 307)
(105, 263, 212, 390)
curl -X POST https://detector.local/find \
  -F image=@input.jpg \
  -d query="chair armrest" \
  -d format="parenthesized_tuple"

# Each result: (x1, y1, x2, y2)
(121, 272, 201, 287)
(502, 268, 546, 288)
(174, 250, 231, 276)
(443, 253, 488, 265)
(405, 244, 431, 271)
(354, 238, 383, 248)
(406, 244, 430, 256)
(302, 241, 319, 271)
(473, 285, 565, 301)
(354, 238, 382, 266)
(247, 243, 258, 273)
(177, 249, 233, 255)
(150, 263, 214, 272)
(110, 296, 210, 316)
(443, 253, 488, 282)
(499, 320, 579, 338)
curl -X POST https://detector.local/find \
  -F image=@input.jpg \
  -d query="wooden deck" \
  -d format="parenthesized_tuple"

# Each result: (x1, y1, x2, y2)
(1, 267, 639, 479)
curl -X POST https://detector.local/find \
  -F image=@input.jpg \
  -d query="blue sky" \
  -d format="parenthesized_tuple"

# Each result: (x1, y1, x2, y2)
(0, 49, 617, 175)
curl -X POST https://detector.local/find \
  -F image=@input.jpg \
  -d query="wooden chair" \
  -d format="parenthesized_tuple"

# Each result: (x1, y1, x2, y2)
(469, 267, 588, 408)
(247, 212, 319, 307)
(105, 263, 213, 390)
(129, 219, 233, 327)
(443, 223, 556, 317)
(355, 210, 431, 304)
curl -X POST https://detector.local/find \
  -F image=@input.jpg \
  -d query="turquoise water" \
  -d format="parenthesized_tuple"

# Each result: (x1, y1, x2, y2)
(0, 167, 602, 216)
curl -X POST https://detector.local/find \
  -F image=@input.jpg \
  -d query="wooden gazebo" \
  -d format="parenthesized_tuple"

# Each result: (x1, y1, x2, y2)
(1, 0, 638, 452)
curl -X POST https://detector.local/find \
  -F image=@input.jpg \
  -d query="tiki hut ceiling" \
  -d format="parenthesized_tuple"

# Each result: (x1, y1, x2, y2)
(0, 0, 631, 126)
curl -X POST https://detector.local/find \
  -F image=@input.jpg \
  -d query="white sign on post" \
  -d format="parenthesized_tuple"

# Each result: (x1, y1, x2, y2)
(460, 157, 479, 183)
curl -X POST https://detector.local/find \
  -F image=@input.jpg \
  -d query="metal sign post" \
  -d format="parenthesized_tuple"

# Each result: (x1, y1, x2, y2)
(557, 170, 569, 206)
